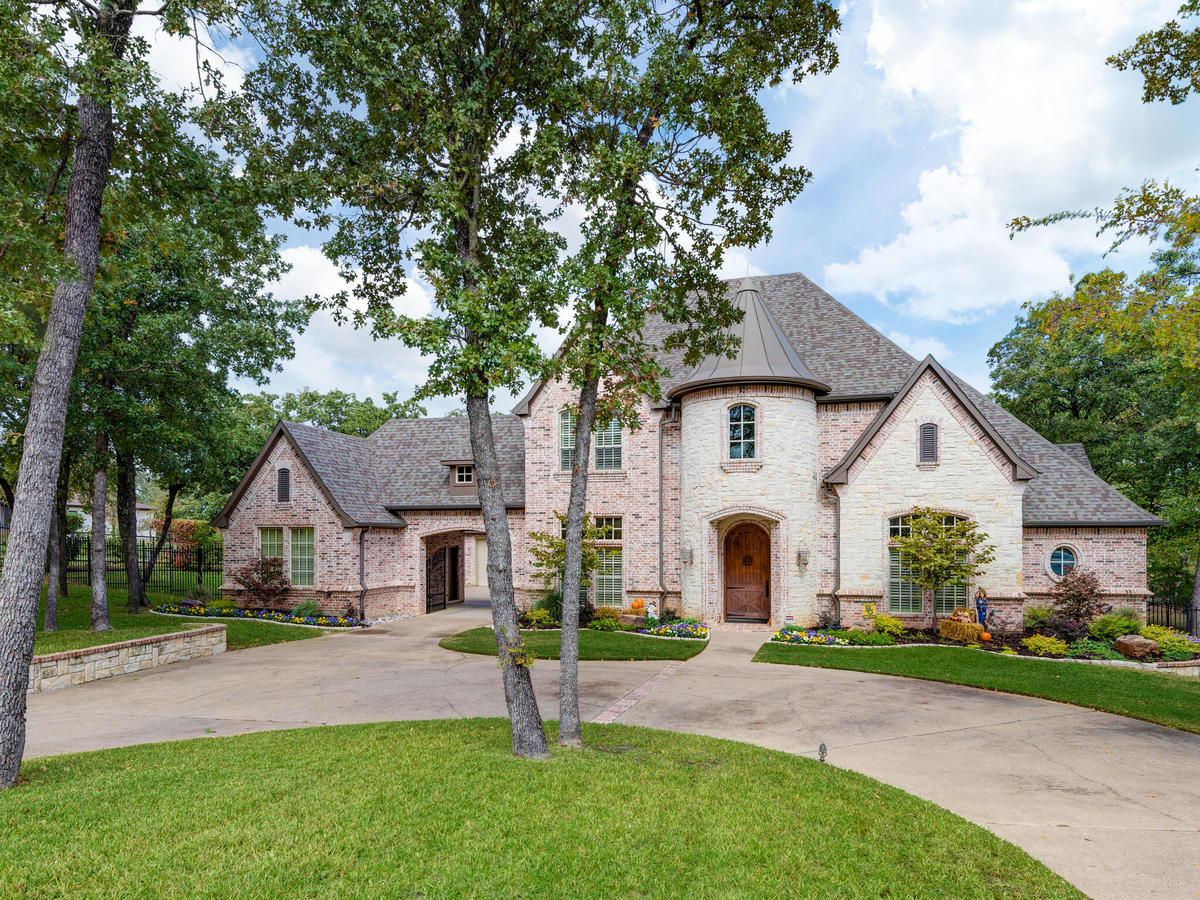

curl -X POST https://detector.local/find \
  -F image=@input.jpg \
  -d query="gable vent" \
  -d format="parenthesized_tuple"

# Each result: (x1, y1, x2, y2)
(277, 468, 291, 502)
(919, 424, 938, 463)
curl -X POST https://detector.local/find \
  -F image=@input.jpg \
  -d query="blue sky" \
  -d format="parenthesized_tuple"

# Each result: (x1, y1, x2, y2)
(148, 1, 1200, 414)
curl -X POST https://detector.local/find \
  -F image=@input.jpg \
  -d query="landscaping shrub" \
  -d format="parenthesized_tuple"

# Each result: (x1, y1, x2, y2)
(1021, 635, 1068, 657)
(524, 608, 558, 630)
(593, 606, 621, 620)
(291, 599, 321, 618)
(1046, 615, 1087, 642)
(828, 629, 896, 646)
(206, 597, 235, 611)
(535, 589, 594, 626)
(1067, 638, 1125, 661)
(657, 608, 681, 625)
(872, 614, 906, 637)
(588, 617, 621, 632)
(1050, 569, 1105, 623)
(1140, 625, 1200, 659)
(232, 557, 291, 608)
(1022, 604, 1053, 629)
(1087, 609, 1144, 643)
(184, 585, 212, 606)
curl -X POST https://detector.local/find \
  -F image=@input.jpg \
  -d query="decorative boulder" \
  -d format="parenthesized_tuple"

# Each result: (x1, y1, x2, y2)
(618, 615, 647, 627)
(1113, 634, 1158, 659)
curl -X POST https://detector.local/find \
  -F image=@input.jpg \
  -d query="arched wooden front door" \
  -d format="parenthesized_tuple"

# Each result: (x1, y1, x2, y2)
(724, 522, 770, 622)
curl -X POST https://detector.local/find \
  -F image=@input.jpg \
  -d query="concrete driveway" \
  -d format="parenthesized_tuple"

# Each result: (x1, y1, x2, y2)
(25, 605, 1200, 900)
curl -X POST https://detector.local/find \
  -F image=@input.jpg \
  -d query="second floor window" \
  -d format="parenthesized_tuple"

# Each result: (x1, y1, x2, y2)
(560, 409, 577, 470)
(729, 405, 756, 459)
(455, 465, 474, 484)
(560, 409, 622, 470)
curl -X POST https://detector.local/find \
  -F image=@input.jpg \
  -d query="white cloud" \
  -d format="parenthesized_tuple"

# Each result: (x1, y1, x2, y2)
(885, 329, 951, 360)
(137, 18, 254, 99)
(825, 0, 1200, 322)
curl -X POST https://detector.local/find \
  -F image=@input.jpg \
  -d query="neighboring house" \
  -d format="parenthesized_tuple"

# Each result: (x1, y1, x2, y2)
(214, 274, 1161, 630)
(68, 495, 157, 538)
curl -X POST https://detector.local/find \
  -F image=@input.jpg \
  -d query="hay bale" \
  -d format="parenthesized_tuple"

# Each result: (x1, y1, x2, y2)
(939, 619, 984, 643)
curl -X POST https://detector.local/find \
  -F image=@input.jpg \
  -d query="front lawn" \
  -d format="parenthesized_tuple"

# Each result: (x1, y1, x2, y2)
(33, 586, 327, 655)
(754, 643, 1200, 734)
(441, 626, 708, 661)
(0, 720, 1080, 899)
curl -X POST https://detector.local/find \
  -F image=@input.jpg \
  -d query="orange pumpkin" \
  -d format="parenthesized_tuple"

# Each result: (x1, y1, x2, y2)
(980, 632, 992, 642)
(631, 598, 645, 611)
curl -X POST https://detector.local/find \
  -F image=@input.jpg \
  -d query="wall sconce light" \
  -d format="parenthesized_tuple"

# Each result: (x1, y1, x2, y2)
(682, 545, 694, 565)
(797, 545, 810, 569)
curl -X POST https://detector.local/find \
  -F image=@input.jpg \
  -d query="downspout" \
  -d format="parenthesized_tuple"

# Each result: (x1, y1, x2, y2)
(358, 526, 371, 623)
(658, 402, 679, 611)
(824, 484, 842, 628)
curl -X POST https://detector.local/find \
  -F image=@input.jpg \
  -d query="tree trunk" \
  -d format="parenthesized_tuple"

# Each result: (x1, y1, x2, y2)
(142, 483, 179, 586)
(43, 511, 60, 633)
(465, 391, 549, 759)
(115, 450, 144, 612)
(0, 3, 133, 789)
(1190, 544, 1200, 638)
(55, 459, 69, 597)
(558, 376, 600, 749)
(90, 431, 111, 632)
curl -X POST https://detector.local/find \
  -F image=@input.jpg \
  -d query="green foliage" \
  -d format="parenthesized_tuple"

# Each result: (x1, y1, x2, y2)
(827, 629, 896, 646)
(232, 557, 291, 609)
(1141, 624, 1199, 657)
(184, 585, 213, 606)
(1088, 610, 1145, 643)
(528, 512, 609, 590)
(1020, 635, 1069, 657)
(587, 617, 622, 632)
(522, 609, 558, 630)
(1108, 1, 1200, 106)
(65, 511, 85, 536)
(1050, 570, 1106, 623)
(238, 389, 425, 440)
(440, 628, 707, 662)
(1067, 639, 1126, 661)
(1023, 605, 1054, 629)
(593, 606, 621, 621)
(291, 599, 321, 619)
(872, 614, 906, 637)
(891, 507, 997, 595)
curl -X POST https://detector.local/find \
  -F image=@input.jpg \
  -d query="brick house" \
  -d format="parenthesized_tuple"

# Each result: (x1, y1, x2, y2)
(213, 273, 1161, 631)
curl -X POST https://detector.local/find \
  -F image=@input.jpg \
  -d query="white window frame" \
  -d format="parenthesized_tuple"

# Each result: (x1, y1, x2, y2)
(728, 403, 757, 460)
(455, 465, 474, 484)
(595, 548, 623, 606)
(594, 419, 622, 470)
(1046, 544, 1079, 580)
(560, 409, 577, 471)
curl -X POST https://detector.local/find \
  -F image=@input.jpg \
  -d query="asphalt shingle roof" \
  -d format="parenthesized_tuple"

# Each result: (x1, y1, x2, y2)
(250, 273, 1158, 528)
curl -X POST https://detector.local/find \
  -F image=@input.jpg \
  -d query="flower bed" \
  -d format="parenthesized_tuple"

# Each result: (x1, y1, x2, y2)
(772, 629, 848, 646)
(154, 603, 362, 628)
(638, 621, 709, 640)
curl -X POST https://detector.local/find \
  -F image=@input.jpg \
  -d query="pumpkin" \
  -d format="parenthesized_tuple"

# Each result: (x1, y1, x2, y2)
(631, 598, 645, 611)
(980, 632, 992, 642)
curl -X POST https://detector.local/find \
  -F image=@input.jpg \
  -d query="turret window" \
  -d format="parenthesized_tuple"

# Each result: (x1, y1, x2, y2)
(729, 405, 756, 459)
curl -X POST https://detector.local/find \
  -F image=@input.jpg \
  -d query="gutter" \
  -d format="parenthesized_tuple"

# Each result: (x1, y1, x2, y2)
(823, 484, 841, 627)
(358, 527, 371, 621)
(658, 402, 679, 611)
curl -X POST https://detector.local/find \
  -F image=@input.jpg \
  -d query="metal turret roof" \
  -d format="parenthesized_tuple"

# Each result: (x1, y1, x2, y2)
(666, 279, 830, 399)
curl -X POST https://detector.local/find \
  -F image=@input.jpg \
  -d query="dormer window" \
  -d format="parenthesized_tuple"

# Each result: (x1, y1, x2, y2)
(455, 465, 474, 484)
(729, 405, 756, 459)
(277, 468, 291, 503)
(918, 423, 939, 463)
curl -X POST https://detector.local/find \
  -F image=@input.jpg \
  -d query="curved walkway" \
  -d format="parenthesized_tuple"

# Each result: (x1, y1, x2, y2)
(24, 605, 1200, 900)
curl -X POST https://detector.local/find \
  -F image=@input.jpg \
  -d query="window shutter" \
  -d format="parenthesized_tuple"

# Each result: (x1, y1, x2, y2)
(919, 424, 938, 462)
(277, 468, 290, 503)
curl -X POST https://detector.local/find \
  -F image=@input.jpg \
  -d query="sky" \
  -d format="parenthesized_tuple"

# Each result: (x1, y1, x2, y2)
(148, 0, 1200, 416)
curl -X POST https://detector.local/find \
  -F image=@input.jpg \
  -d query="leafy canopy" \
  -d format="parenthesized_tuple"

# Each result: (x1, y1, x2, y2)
(892, 508, 997, 594)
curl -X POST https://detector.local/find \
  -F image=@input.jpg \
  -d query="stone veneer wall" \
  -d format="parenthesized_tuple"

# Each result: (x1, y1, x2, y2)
(833, 370, 1026, 630)
(678, 384, 820, 625)
(29, 625, 226, 693)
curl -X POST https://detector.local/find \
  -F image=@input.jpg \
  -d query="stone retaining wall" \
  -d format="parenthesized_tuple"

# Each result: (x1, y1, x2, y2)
(28, 625, 226, 693)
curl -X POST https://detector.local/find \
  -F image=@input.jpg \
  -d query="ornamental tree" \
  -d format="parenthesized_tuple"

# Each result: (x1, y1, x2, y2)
(892, 507, 997, 619)
(550, 0, 840, 747)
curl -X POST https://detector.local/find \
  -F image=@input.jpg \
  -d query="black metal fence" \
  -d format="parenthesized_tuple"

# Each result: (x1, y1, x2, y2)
(1146, 598, 1194, 634)
(0, 525, 223, 598)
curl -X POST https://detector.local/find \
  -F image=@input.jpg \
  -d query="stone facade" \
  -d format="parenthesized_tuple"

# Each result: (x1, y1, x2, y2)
(28, 625, 226, 693)
(219, 372, 1153, 628)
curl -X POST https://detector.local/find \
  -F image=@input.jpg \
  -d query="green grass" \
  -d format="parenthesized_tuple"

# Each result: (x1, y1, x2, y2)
(33, 586, 326, 655)
(0, 720, 1079, 899)
(440, 626, 708, 661)
(754, 642, 1200, 734)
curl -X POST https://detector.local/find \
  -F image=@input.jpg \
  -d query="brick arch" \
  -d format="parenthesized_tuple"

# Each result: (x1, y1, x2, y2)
(702, 505, 789, 625)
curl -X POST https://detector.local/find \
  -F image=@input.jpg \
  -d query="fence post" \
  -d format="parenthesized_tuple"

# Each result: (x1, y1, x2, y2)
(197, 545, 203, 588)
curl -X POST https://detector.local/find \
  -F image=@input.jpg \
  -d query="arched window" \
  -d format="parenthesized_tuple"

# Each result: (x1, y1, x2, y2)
(888, 513, 969, 614)
(1050, 546, 1077, 577)
(277, 468, 291, 503)
(729, 404, 756, 459)
(918, 423, 939, 463)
